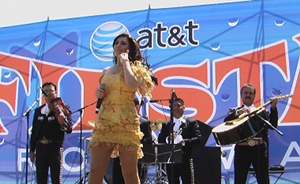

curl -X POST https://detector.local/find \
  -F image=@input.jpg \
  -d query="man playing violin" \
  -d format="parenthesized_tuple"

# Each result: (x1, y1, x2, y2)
(30, 82, 73, 184)
(224, 83, 278, 184)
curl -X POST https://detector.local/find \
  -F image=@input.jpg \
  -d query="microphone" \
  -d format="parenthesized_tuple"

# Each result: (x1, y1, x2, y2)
(95, 83, 106, 114)
(171, 89, 177, 99)
(169, 89, 177, 108)
(149, 99, 159, 103)
(40, 87, 48, 97)
(149, 99, 170, 103)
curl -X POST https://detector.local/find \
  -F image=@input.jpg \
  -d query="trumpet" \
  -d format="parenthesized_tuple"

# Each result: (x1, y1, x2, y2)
(166, 128, 183, 144)
(150, 119, 164, 130)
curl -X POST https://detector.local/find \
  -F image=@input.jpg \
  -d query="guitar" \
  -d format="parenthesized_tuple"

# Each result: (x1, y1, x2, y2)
(212, 94, 293, 146)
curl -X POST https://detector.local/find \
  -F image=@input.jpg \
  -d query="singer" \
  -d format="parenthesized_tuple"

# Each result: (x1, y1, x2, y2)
(88, 33, 157, 184)
(30, 82, 73, 184)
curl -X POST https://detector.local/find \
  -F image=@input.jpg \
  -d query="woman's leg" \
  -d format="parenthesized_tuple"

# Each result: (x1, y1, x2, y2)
(119, 149, 140, 184)
(88, 144, 113, 184)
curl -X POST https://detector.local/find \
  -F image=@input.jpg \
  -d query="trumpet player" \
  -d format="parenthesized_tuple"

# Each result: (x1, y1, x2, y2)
(158, 98, 202, 184)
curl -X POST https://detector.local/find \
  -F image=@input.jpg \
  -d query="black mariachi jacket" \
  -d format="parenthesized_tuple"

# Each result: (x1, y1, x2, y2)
(158, 117, 202, 158)
(223, 105, 278, 141)
(30, 103, 72, 153)
(139, 116, 153, 145)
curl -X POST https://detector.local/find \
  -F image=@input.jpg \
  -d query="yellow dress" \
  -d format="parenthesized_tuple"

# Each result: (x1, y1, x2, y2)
(89, 61, 154, 158)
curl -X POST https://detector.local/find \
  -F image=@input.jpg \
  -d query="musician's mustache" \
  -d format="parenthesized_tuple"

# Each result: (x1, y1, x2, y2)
(245, 97, 251, 99)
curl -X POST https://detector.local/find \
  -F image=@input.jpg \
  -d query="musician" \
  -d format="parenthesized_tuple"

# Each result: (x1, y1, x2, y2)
(158, 97, 202, 184)
(30, 82, 73, 184)
(111, 98, 153, 184)
(223, 83, 278, 184)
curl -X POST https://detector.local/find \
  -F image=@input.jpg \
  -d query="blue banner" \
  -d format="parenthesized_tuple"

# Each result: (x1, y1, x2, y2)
(0, 0, 300, 183)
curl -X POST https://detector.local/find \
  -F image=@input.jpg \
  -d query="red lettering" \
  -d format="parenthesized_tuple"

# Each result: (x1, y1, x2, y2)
(0, 54, 30, 114)
(74, 69, 102, 130)
(0, 54, 31, 91)
(281, 35, 300, 123)
(0, 79, 17, 116)
(214, 41, 289, 107)
(150, 60, 214, 122)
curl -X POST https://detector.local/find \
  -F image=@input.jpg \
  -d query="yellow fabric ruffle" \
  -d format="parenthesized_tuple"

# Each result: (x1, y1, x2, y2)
(130, 60, 155, 98)
(89, 61, 155, 159)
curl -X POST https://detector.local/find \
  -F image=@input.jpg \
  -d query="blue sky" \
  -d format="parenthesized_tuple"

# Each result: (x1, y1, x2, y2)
(0, 0, 245, 27)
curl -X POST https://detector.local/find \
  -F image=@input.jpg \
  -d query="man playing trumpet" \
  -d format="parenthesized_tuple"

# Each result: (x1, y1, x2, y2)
(158, 98, 202, 184)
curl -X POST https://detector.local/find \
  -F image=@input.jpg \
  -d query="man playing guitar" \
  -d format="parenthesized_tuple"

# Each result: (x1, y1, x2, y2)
(223, 83, 278, 184)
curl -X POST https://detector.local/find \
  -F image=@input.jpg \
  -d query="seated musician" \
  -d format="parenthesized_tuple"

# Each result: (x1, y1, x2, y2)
(111, 98, 153, 184)
(158, 97, 202, 184)
(223, 83, 278, 184)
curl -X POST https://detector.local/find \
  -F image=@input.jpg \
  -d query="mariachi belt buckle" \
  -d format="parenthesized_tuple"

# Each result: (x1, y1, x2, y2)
(40, 138, 49, 145)
(248, 139, 256, 146)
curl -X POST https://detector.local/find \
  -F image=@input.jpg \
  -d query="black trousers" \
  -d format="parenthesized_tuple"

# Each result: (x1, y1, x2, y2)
(166, 156, 192, 184)
(35, 144, 63, 184)
(234, 144, 269, 184)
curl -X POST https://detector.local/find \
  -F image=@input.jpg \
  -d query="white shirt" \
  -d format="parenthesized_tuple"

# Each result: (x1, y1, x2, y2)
(152, 131, 158, 144)
(236, 104, 256, 117)
(41, 103, 50, 116)
(244, 104, 256, 111)
(165, 115, 185, 144)
(173, 115, 185, 133)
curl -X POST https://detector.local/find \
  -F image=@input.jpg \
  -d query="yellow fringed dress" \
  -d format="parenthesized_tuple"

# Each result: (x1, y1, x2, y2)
(88, 61, 155, 158)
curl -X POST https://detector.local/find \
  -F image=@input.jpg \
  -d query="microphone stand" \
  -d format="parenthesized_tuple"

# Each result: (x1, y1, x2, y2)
(168, 90, 176, 184)
(257, 115, 283, 136)
(72, 101, 97, 184)
(22, 94, 43, 184)
(257, 113, 283, 181)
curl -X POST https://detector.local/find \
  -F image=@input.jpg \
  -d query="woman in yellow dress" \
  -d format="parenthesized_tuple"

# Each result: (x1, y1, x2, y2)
(88, 33, 156, 184)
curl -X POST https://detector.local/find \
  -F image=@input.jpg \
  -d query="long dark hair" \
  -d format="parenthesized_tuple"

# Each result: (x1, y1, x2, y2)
(113, 33, 158, 86)
(112, 33, 147, 65)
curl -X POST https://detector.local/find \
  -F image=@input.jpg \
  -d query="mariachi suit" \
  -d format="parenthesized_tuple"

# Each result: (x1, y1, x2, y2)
(30, 103, 72, 184)
(224, 105, 278, 184)
(158, 116, 202, 184)
(112, 116, 153, 184)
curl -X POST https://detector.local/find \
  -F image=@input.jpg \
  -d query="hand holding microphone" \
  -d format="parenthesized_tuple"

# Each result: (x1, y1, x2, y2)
(95, 83, 106, 114)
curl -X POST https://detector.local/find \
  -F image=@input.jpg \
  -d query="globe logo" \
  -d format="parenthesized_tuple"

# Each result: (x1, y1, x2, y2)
(90, 21, 129, 62)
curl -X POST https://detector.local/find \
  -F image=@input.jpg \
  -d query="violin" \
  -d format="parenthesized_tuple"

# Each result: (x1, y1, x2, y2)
(49, 97, 71, 131)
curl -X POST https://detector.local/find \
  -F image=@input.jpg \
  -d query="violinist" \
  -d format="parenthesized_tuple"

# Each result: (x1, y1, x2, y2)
(30, 81, 72, 184)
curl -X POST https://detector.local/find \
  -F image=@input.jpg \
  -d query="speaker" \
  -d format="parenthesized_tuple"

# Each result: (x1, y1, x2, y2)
(192, 146, 221, 184)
